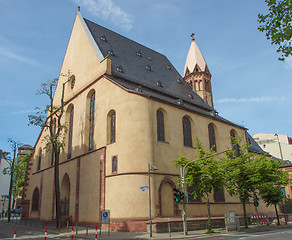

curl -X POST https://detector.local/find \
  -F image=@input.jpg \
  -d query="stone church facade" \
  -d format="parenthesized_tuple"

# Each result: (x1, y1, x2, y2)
(22, 10, 274, 232)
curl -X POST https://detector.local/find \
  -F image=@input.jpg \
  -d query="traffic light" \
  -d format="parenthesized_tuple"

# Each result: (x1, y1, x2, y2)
(174, 187, 180, 202)
(173, 187, 185, 203)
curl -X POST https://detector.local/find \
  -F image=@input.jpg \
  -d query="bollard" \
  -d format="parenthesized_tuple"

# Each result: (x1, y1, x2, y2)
(44, 227, 47, 240)
(71, 226, 74, 240)
(13, 229, 17, 240)
(95, 226, 98, 240)
(86, 225, 88, 235)
(67, 220, 69, 233)
(168, 218, 171, 237)
(75, 222, 78, 235)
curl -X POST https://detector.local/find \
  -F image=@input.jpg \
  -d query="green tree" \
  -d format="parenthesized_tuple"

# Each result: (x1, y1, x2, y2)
(221, 139, 257, 228)
(174, 137, 224, 231)
(258, 0, 292, 61)
(28, 72, 73, 228)
(1, 139, 22, 222)
(253, 155, 289, 225)
(12, 151, 33, 200)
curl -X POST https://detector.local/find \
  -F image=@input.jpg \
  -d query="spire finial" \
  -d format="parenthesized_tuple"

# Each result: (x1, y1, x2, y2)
(78, 6, 80, 12)
(191, 33, 195, 41)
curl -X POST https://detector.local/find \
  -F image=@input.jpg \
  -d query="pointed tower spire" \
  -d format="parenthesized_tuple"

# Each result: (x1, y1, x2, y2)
(184, 34, 214, 108)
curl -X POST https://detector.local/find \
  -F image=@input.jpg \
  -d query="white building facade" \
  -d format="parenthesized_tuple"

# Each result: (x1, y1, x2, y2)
(253, 133, 292, 162)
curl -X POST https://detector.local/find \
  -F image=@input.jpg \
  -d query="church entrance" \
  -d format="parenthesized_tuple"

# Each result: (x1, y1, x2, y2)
(60, 174, 70, 216)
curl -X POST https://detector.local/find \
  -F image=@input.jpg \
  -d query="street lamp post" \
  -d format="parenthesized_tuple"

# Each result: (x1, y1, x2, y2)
(180, 148, 232, 236)
(274, 134, 284, 160)
(148, 164, 158, 238)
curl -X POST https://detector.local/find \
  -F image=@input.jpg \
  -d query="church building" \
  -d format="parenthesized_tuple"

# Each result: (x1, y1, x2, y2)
(22, 9, 274, 232)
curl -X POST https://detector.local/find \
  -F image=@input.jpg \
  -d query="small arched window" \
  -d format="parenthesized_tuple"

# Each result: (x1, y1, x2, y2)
(32, 188, 40, 211)
(37, 149, 42, 171)
(67, 106, 74, 159)
(112, 156, 118, 173)
(182, 117, 192, 147)
(89, 93, 95, 151)
(208, 123, 216, 151)
(156, 110, 165, 141)
(110, 111, 116, 144)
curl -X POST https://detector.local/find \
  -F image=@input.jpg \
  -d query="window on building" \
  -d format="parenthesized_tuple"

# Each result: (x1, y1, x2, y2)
(187, 185, 201, 203)
(37, 149, 42, 171)
(230, 129, 236, 148)
(51, 119, 57, 166)
(156, 110, 165, 141)
(208, 124, 216, 151)
(112, 156, 118, 173)
(32, 188, 40, 211)
(110, 111, 116, 144)
(67, 106, 74, 159)
(281, 187, 287, 198)
(214, 187, 225, 202)
(89, 93, 95, 151)
(183, 116, 192, 147)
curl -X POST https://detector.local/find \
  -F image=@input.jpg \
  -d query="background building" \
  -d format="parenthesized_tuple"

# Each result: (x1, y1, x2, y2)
(253, 133, 292, 162)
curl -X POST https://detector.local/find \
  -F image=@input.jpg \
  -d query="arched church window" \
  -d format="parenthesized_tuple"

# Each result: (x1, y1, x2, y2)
(32, 188, 40, 211)
(110, 111, 116, 143)
(156, 110, 165, 141)
(89, 93, 95, 151)
(67, 106, 74, 159)
(182, 116, 192, 147)
(208, 123, 216, 151)
(37, 149, 42, 171)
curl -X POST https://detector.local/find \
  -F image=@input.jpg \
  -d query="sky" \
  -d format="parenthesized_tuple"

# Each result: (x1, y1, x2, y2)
(0, 0, 291, 154)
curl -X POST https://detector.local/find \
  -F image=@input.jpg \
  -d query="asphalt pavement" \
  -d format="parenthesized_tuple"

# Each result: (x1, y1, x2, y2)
(1, 216, 292, 240)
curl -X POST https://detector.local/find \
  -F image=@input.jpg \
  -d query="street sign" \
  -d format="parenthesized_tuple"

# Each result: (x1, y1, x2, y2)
(101, 210, 110, 224)
(140, 186, 149, 191)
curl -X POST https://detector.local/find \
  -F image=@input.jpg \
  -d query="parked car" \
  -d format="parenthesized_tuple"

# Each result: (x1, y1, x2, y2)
(11, 206, 21, 216)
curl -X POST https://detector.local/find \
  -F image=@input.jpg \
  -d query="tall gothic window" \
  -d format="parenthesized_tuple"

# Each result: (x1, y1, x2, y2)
(230, 129, 236, 147)
(208, 123, 216, 151)
(89, 93, 95, 151)
(32, 188, 40, 211)
(187, 185, 201, 203)
(182, 116, 192, 147)
(67, 106, 74, 159)
(110, 111, 116, 143)
(214, 187, 225, 202)
(51, 119, 56, 166)
(156, 110, 165, 141)
(37, 149, 42, 171)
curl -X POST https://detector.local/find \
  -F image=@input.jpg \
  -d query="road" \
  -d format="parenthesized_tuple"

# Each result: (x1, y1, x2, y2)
(1, 221, 292, 239)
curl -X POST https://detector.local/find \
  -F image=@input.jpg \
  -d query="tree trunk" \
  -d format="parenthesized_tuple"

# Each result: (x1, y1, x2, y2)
(274, 204, 280, 225)
(206, 193, 211, 230)
(8, 143, 17, 222)
(242, 199, 248, 229)
(54, 148, 61, 228)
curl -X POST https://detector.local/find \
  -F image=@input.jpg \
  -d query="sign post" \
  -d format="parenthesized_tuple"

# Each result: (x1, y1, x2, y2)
(101, 210, 110, 236)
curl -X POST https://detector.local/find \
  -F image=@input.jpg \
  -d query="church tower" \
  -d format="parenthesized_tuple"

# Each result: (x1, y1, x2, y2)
(183, 34, 214, 108)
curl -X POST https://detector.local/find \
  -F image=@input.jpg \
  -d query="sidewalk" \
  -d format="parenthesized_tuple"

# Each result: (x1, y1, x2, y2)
(2, 217, 292, 240)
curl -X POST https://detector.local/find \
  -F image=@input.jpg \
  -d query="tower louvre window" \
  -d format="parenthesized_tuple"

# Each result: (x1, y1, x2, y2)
(110, 111, 116, 144)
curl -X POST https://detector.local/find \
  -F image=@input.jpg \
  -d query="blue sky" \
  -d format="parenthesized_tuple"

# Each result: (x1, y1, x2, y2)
(1, 0, 291, 154)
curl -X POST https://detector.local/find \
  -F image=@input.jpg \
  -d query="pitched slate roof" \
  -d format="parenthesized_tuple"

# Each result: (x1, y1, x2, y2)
(81, 14, 244, 128)
(246, 132, 267, 154)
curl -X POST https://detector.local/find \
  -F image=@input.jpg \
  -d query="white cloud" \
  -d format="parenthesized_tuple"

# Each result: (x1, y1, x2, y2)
(0, 46, 38, 65)
(72, 0, 133, 31)
(217, 96, 286, 103)
(10, 109, 37, 115)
